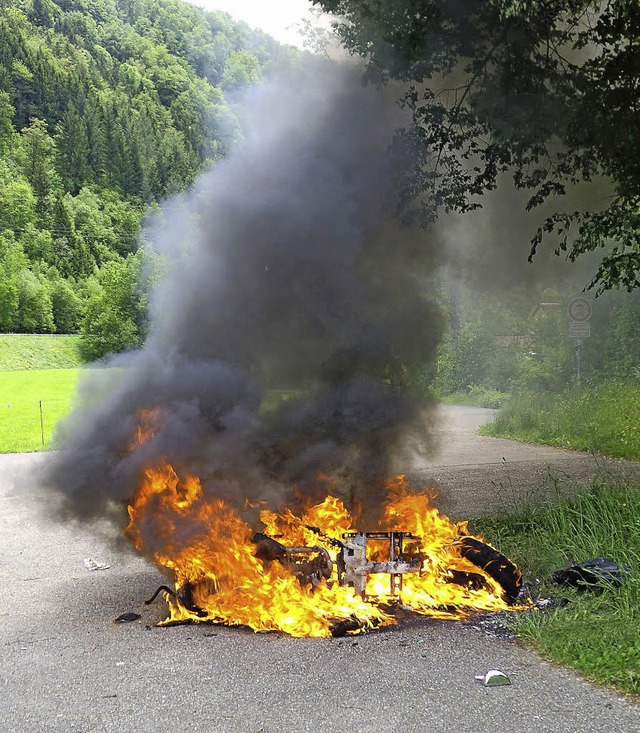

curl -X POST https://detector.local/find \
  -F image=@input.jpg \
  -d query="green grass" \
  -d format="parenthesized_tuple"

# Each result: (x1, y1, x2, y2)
(438, 386, 509, 409)
(480, 382, 640, 460)
(0, 334, 84, 371)
(471, 480, 640, 697)
(0, 368, 80, 452)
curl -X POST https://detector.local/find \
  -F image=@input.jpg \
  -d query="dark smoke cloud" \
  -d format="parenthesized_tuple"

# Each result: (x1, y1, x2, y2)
(40, 61, 443, 529)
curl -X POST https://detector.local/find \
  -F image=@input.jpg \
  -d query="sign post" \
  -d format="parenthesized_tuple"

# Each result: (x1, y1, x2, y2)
(568, 298, 592, 384)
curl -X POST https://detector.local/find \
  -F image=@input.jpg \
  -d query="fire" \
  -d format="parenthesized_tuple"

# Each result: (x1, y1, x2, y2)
(125, 463, 525, 637)
(125, 407, 161, 454)
(367, 477, 518, 617)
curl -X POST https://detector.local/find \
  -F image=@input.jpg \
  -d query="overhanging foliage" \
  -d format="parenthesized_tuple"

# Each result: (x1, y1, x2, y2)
(314, 0, 640, 293)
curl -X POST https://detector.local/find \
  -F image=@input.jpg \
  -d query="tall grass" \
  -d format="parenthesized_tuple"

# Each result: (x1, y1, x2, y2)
(471, 480, 640, 696)
(481, 382, 640, 460)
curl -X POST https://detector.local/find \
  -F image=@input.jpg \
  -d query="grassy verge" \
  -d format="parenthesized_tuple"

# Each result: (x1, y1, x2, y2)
(0, 368, 80, 452)
(471, 480, 640, 697)
(480, 382, 640, 461)
(0, 334, 84, 371)
(438, 386, 509, 409)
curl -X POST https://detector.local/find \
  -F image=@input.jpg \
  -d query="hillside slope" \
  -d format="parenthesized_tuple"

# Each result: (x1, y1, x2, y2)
(0, 0, 297, 352)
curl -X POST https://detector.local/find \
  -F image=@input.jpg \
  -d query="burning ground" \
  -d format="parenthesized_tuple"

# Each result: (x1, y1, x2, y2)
(40, 62, 522, 636)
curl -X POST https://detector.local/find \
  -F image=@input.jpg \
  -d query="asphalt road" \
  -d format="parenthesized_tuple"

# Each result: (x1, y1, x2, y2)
(2, 406, 640, 733)
(406, 404, 640, 519)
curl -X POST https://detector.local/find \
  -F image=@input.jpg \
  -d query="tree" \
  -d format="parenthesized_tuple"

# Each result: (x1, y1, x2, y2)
(51, 193, 93, 277)
(29, 0, 57, 27)
(314, 0, 640, 293)
(80, 253, 146, 359)
(19, 117, 58, 221)
(19, 223, 55, 264)
(55, 101, 90, 194)
(14, 268, 54, 332)
(10, 59, 37, 128)
(0, 177, 37, 232)
(0, 238, 55, 332)
(0, 234, 20, 330)
(220, 50, 261, 91)
(49, 276, 82, 332)
(0, 91, 15, 153)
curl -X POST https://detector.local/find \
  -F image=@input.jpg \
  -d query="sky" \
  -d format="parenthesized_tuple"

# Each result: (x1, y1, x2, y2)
(184, 0, 320, 47)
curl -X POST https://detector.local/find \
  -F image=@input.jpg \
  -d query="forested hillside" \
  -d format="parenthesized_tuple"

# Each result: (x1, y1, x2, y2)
(0, 0, 297, 356)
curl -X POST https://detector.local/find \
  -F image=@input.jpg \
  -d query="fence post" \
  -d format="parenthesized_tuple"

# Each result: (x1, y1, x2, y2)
(39, 400, 44, 446)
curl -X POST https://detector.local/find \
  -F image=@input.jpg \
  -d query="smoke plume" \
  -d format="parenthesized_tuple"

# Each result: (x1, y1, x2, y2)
(41, 62, 443, 530)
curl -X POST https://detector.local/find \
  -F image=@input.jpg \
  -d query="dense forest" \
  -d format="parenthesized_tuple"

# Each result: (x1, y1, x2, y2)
(0, 0, 298, 356)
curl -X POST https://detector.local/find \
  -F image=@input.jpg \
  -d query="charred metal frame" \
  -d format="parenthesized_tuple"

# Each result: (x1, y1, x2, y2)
(338, 531, 421, 598)
(272, 531, 522, 601)
(252, 529, 423, 600)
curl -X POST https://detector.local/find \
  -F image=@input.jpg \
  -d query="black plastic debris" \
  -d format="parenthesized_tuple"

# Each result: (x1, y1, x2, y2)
(114, 612, 141, 623)
(552, 557, 627, 589)
(445, 570, 491, 593)
(145, 585, 176, 605)
(145, 583, 207, 617)
(329, 615, 365, 637)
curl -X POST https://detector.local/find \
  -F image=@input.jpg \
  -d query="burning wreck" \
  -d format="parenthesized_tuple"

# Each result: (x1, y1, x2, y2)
(127, 460, 522, 637)
(43, 66, 526, 639)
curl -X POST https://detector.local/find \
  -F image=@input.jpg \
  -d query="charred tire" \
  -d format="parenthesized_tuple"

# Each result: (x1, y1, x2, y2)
(459, 536, 522, 600)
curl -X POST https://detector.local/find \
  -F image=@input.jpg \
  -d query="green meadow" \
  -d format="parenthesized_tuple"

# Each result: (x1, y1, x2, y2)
(0, 335, 85, 452)
(0, 368, 80, 452)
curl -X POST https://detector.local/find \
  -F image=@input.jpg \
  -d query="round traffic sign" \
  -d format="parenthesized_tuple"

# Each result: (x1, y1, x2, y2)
(568, 297, 592, 322)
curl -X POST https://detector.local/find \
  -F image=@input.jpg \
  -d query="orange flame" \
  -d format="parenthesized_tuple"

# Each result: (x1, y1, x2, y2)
(125, 407, 161, 455)
(367, 476, 517, 617)
(126, 463, 525, 637)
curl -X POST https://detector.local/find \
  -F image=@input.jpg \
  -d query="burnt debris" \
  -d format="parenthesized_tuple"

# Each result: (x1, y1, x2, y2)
(458, 537, 523, 601)
(552, 557, 629, 589)
(114, 612, 141, 623)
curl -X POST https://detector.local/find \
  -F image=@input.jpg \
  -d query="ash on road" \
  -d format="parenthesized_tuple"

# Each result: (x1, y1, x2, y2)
(2, 406, 639, 733)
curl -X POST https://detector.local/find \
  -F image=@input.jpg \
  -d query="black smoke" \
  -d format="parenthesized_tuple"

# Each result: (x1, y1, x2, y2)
(41, 63, 443, 528)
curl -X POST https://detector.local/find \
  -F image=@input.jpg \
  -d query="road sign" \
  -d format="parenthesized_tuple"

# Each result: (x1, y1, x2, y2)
(569, 321, 590, 338)
(568, 297, 592, 322)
